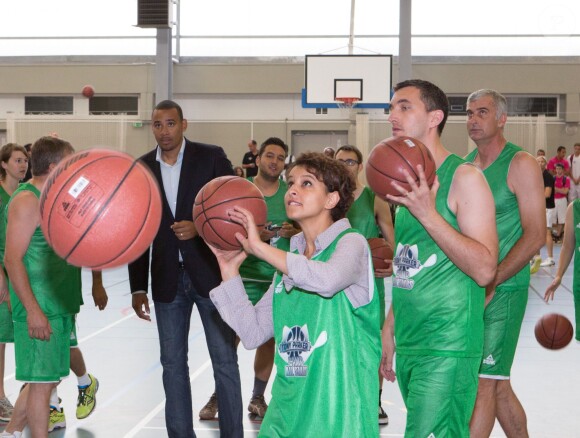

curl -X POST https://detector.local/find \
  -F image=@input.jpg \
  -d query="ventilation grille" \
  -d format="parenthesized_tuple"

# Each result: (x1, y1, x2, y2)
(137, 0, 172, 28)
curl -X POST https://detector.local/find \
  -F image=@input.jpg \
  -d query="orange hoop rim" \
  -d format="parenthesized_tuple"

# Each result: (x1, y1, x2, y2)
(335, 97, 360, 108)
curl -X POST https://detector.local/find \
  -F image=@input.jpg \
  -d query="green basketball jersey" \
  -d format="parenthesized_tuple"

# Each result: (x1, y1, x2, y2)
(465, 142, 530, 292)
(239, 178, 290, 283)
(574, 200, 580, 294)
(260, 229, 380, 437)
(392, 154, 484, 357)
(0, 185, 10, 262)
(8, 183, 81, 322)
(346, 186, 380, 238)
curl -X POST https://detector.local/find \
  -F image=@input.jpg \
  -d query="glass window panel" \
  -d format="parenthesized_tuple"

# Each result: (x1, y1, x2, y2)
(89, 96, 139, 115)
(25, 96, 73, 115)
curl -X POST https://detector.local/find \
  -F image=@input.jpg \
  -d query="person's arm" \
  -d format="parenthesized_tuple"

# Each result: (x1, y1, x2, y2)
(545, 202, 576, 301)
(241, 153, 254, 170)
(544, 184, 552, 199)
(494, 152, 545, 289)
(374, 195, 394, 278)
(555, 178, 570, 195)
(210, 275, 274, 349)
(387, 164, 498, 287)
(91, 270, 108, 310)
(380, 305, 396, 382)
(4, 191, 52, 340)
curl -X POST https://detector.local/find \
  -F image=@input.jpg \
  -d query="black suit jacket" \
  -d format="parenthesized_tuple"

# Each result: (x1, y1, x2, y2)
(128, 139, 234, 302)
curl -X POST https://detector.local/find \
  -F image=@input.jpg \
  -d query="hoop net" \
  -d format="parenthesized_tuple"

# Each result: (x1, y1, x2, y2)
(335, 97, 360, 110)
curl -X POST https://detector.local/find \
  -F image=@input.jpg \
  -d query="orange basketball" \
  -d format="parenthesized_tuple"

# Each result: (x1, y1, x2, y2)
(193, 176, 267, 250)
(534, 313, 574, 350)
(366, 136, 436, 199)
(82, 84, 95, 98)
(367, 237, 393, 270)
(40, 149, 162, 269)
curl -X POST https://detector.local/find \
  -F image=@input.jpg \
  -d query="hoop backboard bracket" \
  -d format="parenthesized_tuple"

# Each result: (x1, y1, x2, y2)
(303, 54, 392, 109)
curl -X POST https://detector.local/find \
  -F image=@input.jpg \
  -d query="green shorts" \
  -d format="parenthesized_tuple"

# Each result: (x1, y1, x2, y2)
(14, 315, 73, 382)
(70, 316, 78, 348)
(574, 288, 580, 342)
(479, 287, 528, 378)
(0, 302, 14, 343)
(397, 355, 480, 438)
(243, 279, 271, 305)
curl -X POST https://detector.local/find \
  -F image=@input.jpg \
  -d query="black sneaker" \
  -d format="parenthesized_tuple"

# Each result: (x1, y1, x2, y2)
(379, 405, 389, 425)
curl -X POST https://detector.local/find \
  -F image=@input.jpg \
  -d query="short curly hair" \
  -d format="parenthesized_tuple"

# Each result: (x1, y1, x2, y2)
(286, 152, 355, 222)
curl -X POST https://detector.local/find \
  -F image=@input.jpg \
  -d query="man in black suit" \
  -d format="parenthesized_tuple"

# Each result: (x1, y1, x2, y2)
(128, 100, 243, 438)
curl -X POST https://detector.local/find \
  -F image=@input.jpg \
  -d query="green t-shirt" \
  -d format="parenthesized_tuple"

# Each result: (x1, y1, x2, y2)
(392, 154, 484, 357)
(346, 186, 380, 238)
(0, 185, 10, 262)
(8, 183, 81, 321)
(239, 178, 290, 283)
(260, 229, 380, 438)
(465, 142, 530, 292)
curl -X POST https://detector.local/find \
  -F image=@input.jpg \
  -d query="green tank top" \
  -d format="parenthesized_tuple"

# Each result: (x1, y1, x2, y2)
(0, 185, 10, 262)
(346, 186, 380, 238)
(239, 178, 290, 283)
(465, 142, 530, 291)
(574, 200, 580, 294)
(261, 229, 380, 438)
(392, 154, 484, 357)
(8, 183, 81, 321)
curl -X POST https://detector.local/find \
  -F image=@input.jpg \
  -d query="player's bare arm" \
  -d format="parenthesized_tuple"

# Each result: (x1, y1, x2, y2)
(495, 152, 545, 286)
(393, 164, 498, 287)
(4, 191, 52, 340)
(545, 202, 575, 302)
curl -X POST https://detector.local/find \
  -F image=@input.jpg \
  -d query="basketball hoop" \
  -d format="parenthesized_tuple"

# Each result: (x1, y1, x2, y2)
(335, 97, 360, 110)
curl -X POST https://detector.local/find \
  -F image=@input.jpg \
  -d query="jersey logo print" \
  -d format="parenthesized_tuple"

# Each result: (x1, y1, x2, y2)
(392, 243, 437, 290)
(483, 354, 495, 365)
(278, 325, 327, 377)
(274, 279, 285, 294)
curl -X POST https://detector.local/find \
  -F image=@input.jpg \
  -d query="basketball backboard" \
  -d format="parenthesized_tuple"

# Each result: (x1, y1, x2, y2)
(303, 54, 392, 109)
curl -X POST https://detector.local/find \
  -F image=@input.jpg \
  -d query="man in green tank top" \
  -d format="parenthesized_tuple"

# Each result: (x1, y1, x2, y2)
(465, 89, 545, 438)
(380, 80, 499, 438)
(4, 136, 78, 438)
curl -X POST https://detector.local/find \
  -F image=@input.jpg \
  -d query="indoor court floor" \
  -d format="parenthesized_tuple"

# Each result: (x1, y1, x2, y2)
(1, 243, 578, 437)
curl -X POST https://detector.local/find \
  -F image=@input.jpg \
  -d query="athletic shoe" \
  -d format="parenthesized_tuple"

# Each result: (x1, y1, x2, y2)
(48, 406, 66, 432)
(530, 256, 542, 274)
(0, 396, 13, 422)
(199, 392, 218, 420)
(379, 405, 389, 425)
(540, 257, 555, 267)
(247, 395, 268, 418)
(76, 374, 99, 419)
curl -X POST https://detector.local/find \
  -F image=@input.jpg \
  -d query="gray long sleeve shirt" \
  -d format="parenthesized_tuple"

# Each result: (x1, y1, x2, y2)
(210, 218, 373, 349)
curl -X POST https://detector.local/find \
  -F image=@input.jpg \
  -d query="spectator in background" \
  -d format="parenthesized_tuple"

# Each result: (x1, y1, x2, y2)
(548, 162, 570, 251)
(547, 146, 570, 176)
(536, 149, 545, 157)
(568, 143, 580, 201)
(234, 166, 245, 178)
(323, 147, 335, 158)
(531, 155, 555, 272)
(242, 140, 259, 177)
(22, 144, 32, 182)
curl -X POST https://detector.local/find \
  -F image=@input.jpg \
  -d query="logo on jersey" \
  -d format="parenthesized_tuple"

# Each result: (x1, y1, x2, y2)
(392, 243, 437, 290)
(483, 354, 495, 366)
(277, 325, 327, 377)
(274, 279, 285, 294)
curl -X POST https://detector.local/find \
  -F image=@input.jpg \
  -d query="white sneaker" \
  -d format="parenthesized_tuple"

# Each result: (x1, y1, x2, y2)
(540, 257, 555, 267)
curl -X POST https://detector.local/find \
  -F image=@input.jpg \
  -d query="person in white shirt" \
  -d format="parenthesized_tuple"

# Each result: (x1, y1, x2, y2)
(568, 143, 580, 201)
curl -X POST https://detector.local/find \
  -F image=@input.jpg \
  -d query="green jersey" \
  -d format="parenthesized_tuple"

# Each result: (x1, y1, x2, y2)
(8, 183, 81, 321)
(346, 187, 380, 238)
(239, 178, 290, 283)
(0, 185, 10, 261)
(465, 142, 529, 291)
(573, 200, 580, 340)
(261, 229, 381, 437)
(392, 154, 484, 357)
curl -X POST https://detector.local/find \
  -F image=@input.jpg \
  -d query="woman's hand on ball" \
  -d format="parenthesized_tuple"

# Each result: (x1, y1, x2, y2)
(227, 206, 264, 256)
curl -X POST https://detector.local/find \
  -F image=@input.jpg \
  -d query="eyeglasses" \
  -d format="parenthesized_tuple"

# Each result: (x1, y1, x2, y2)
(337, 159, 360, 167)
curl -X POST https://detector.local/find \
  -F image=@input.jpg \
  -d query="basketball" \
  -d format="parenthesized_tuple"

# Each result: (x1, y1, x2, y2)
(367, 237, 393, 270)
(82, 84, 95, 98)
(39, 149, 162, 269)
(193, 176, 267, 250)
(365, 136, 436, 200)
(534, 313, 574, 350)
